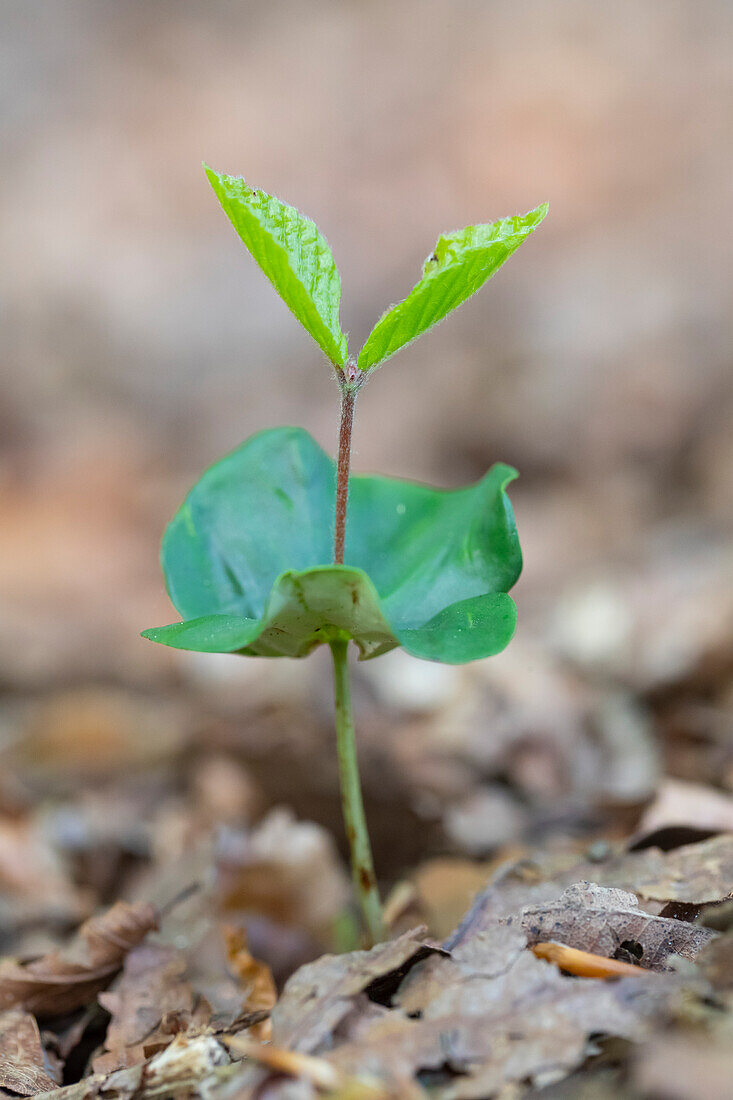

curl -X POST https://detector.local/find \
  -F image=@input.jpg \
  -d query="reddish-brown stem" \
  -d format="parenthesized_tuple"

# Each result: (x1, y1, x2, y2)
(334, 384, 356, 564)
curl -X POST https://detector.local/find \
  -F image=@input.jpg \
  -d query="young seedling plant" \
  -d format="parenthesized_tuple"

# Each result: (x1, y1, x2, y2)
(143, 168, 547, 945)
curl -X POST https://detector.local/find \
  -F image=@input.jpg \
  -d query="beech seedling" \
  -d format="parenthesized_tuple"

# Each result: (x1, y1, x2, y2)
(144, 167, 547, 943)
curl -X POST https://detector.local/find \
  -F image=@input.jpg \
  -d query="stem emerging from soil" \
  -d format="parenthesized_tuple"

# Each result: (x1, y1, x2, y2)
(329, 638, 384, 945)
(333, 383, 356, 565)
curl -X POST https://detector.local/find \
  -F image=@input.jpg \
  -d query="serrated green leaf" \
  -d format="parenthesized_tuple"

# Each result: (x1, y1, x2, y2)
(142, 428, 522, 664)
(205, 166, 348, 367)
(357, 203, 547, 372)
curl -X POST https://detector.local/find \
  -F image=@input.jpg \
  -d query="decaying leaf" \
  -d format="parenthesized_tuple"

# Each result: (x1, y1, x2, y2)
(223, 926, 276, 1039)
(0, 901, 158, 1018)
(92, 943, 210, 1073)
(695, 929, 733, 992)
(267, 914, 694, 1099)
(325, 948, 680, 1097)
(632, 779, 733, 845)
(218, 808, 350, 944)
(519, 882, 717, 969)
(449, 835, 733, 950)
(271, 927, 442, 1053)
(633, 1033, 733, 1100)
(0, 1009, 59, 1095)
(622, 834, 733, 904)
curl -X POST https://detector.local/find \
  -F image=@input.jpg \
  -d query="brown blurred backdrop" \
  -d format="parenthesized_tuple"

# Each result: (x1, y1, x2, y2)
(1, 1, 732, 899)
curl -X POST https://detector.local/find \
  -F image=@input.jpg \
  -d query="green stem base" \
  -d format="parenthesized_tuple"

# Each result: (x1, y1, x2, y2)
(329, 638, 384, 945)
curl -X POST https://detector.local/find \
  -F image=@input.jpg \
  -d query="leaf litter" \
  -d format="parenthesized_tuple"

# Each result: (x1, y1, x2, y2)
(0, 832, 725, 1100)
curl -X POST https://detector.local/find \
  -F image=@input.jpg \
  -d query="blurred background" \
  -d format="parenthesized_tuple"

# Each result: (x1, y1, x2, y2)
(1, 0, 732, 964)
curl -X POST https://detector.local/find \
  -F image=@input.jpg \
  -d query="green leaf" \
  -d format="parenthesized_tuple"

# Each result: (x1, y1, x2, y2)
(205, 166, 348, 367)
(143, 428, 522, 664)
(357, 203, 547, 372)
(144, 567, 398, 660)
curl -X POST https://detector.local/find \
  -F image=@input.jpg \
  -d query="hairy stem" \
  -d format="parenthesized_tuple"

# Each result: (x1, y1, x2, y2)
(334, 384, 356, 565)
(329, 638, 384, 944)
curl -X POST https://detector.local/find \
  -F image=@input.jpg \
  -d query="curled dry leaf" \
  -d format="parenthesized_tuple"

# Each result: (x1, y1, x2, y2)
(519, 882, 717, 970)
(0, 1009, 59, 1096)
(223, 926, 276, 1040)
(0, 901, 158, 1018)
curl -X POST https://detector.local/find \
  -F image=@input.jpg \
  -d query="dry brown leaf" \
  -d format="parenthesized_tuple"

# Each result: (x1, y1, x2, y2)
(695, 929, 733, 992)
(410, 856, 515, 939)
(0, 817, 90, 933)
(0, 1009, 59, 1095)
(623, 834, 733, 904)
(519, 882, 717, 969)
(271, 927, 442, 1054)
(92, 942, 210, 1074)
(223, 926, 276, 1040)
(325, 971, 672, 1099)
(267, 898, 703, 1099)
(339, 935, 691, 1097)
(218, 809, 350, 945)
(0, 900, 158, 1018)
(633, 779, 733, 843)
(449, 835, 733, 951)
(633, 1033, 733, 1100)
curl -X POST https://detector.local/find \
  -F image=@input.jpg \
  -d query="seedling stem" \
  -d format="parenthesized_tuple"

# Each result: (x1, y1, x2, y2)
(329, 637, 384, 944)
(334, 365, 359, 565)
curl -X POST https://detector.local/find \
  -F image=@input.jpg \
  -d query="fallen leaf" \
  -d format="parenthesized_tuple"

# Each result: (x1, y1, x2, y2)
(621, 834, 733, 904)
(448, 835, 733, 950)
(519, 882, 716, 969)
(0, 816, 90, 934)
(0, 901, 158, 1018)
(695, 929, 733, 992)
(326, 966, 674, 1099)
(218, 809, 350, 944)
(93, 942, 210, 1073)
(223, 926, 276, 1040)
(0, 1009, 59, 1095)
(271, 928, 441, 1053)
(632, 779, 733, 845)
(411, 856, 514, 939)
(633, 1033, 733, 1100)
(269, 912, 691, 1100)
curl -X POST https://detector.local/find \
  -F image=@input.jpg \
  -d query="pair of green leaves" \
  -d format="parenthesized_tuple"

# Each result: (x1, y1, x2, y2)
(204, 165, 546, 373)
(142, 427, 522, 664)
